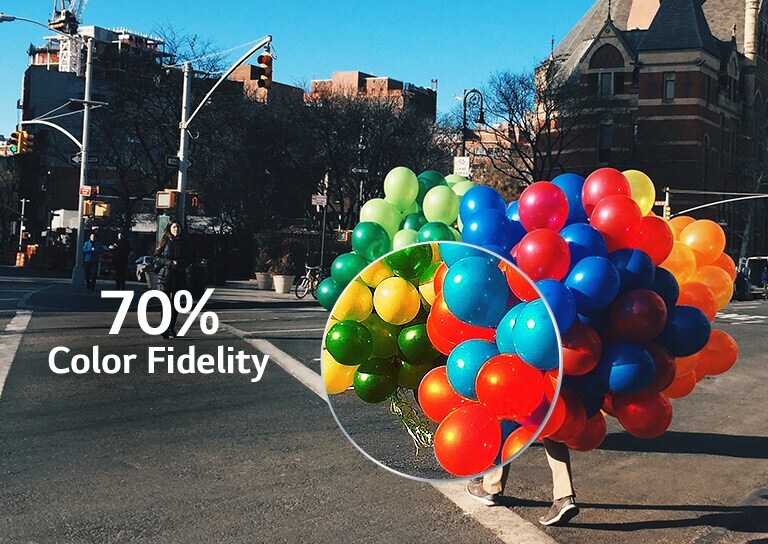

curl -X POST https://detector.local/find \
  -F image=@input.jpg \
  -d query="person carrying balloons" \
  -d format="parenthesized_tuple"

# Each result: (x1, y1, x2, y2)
(466, 440, 578, 526)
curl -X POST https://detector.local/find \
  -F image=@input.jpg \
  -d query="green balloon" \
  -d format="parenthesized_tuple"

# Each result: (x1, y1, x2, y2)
(416, 170, 448, 206)
(360, 198, 402, 239)
(384, 167, 419, 212)
(317, 277, 344, 311)
(417, 222, 455, 242)
(420, 261, 441, 283)
(450, 226, 462, 241)
(363, 312, 400, 358)
(397, 360, 433, 390)
(326, 320, 373, 366)
(402, 213, 428, 231)
(401, 201, 420, 217)
(445, 174, 468, 187)
(452, 180, 476, 197)
(422, 185, 459, 224)
(352, 222, 391, 262)
(354, 358, 398, 403)
(331, 253, 368, 286)
(384, 244, 433, 280)
(398, 323, 439, 366)
(393, 229, 419, 251)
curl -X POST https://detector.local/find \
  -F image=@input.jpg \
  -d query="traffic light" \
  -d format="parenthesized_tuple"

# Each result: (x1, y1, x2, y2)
(186, 191, 200, 214)
(155, 190, 178, 209)
(8, 131, 20, 154)
(18, 131, 34, 154)
(256, 53, 273, 89)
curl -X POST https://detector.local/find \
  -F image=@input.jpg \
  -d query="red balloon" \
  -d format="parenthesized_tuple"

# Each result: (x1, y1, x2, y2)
(426, 310, 457, 355)
(547, 386, 587, 443)
(476, 354, 546, 420)
(518, 181, 569, 232)
(428, 294, 496, 348)
(663, 372, 696, 399)
(609, 289, 667, 343)
(582, 168, 631, 216)
(590, 195, 643, 252)
(602, 392, 616, 416)
(434, 404, 502, 477)
(417, 366, 473, 422)
(566, 412, 607, 452)
(499, 260, 539, 301)
(632, 216, 674, 265)
(644, 343, 676, 393)
(613, 390, 672, 439)
(561, 321, 602, 376)
(712, 253, 737, 282)
(515, 230, 571, 281)
(697, 329, 738, 376)
(433, 262, 448, 295)
(501, 426, 536, 462)
(521, 379, 566, 438)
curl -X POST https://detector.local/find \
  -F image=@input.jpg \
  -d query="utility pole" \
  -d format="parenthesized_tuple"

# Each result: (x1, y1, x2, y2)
(176, 61, 193, 227)
(18, 199, 29, 252)
(71, 37, 94, 287)
(320, 173, 329, 269)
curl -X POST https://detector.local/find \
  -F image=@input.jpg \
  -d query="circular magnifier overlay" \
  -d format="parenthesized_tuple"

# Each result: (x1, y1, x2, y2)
(320, 242, 565, 482)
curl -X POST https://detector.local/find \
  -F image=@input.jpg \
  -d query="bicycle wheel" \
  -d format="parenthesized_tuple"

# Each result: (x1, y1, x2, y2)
(295, 276, 311, 299)
(310, 277, 319, 299)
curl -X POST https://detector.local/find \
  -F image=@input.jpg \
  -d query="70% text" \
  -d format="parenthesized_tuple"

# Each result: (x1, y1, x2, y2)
(102, 289, 219, 336)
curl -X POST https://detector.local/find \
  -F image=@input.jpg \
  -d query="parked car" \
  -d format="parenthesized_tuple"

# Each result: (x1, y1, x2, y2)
(135, 255, 154, 282)
(736, 256, 768, 300)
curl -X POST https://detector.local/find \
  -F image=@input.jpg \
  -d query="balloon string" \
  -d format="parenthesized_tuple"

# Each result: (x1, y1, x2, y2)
(389, 388, 434, 456)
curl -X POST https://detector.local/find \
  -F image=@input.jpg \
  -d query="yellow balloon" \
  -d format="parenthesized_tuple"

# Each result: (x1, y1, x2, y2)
(431, 242, 442, 263)
(321, 350, 357, 394)
(373, 276, 421, 325)
(332, 280, 373, 321)
(419, 280, 437, 307)
(450, 226, 462, 242)
(660, 242, 697, 284)
(359, 261, 394, 288)
(623, 170, 656, 216)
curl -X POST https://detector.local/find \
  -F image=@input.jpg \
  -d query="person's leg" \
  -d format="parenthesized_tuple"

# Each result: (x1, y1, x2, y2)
(116, 267, 125, 290)
(466, 464, 510, 505)
(540, 439, 579, 526)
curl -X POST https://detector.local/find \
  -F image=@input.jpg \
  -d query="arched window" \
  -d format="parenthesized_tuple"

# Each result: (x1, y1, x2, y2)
(589, 44, 625, 69)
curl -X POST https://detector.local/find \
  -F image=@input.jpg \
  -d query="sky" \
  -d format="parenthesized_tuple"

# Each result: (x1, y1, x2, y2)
(0, 0, 596, 134)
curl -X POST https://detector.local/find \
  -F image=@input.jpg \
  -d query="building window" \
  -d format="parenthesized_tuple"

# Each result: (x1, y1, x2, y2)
(600, 72, 613, 96)
(631, 120, 639, 160)
(663, 73, 675, 100)
(598, 124, 613, 164)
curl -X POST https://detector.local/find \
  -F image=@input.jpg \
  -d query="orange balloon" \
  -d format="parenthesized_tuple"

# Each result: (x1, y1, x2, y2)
(675, 353, 700, 377)
(660, 242, 697, 284)
(663, 372, 696, 399)
(679, 220, 726, 266)
(668, 216, 695, 239)
(678, 281, 718, 321)
(712, 253, 737, 282)
(690, 266, 733, 310)
(696, 329, 738, 376)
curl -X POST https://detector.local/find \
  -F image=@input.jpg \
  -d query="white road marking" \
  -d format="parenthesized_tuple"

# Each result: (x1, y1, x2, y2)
(242, 327, 326, 336)
(0, 310, 32, 399)
(224, 322, 558, 544)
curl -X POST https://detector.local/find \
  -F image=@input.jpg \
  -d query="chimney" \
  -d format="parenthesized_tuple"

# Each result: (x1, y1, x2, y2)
(745, 0, 759, 61)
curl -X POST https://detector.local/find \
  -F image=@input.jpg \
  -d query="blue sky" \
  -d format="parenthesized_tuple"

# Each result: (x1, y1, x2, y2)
(0, 0, 595, 133)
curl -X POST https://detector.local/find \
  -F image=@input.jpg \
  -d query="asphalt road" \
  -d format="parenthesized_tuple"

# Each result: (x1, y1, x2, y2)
(0, 276, 766, 543)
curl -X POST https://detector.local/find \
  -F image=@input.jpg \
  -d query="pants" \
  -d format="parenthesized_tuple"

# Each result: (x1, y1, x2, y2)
(164, 288, 179, 332)
(84, 261, 98, 289)
(482, 439, 574, 500)
(114, 265, 127, 290)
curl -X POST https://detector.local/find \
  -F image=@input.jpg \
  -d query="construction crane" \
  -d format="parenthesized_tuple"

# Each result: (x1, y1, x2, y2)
(49, 0, 88, 35)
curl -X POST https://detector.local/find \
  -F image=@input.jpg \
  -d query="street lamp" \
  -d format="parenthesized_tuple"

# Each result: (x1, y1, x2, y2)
(461, 88, 486, 157)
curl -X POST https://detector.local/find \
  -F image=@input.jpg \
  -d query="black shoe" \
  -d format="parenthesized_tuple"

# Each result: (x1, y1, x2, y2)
(539, 496, 579, 526)
(465, 480, 501, 506)
(169, 328, 177, 338)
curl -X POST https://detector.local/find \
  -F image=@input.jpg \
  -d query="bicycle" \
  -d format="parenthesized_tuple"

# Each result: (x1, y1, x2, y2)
(295, 264, 325, 299)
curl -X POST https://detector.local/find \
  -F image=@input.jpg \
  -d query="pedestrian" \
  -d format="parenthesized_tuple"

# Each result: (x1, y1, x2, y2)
(466, 438, 579, 526)
(153, 220, 188, 339)
(109, 230, 131, 290)
(83, 232, 105, 290)
(762, 264, 768, 300)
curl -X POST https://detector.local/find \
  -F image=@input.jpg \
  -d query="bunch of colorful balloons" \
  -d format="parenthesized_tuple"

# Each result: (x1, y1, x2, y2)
(317, 167, 473, 310)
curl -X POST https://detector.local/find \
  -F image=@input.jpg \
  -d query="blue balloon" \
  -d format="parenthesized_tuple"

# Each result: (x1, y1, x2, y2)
(496, 303, 525, 354)
(595, 342, 655, 394)
(560, 223, 608, 269)
(565, 256, 621, 314)
(650, 267, 679, 308)
(446, 339, 500, 399)
(505, 201, 528, 244)
(552, 173, 588, 225)
(564, 370, 608, 398)
(656, 305, 712, 357)
(439, 243, 490, 267)
(512, 299, 560, 370)
(535, 279, 577, 333)
(578, 307, 611, 335)
(609, 249, 656, 292)
(443, 256, 509, 328)
(582, 394, 606, 418)
(462, 209, 522, 255)
(459, 186, 506, 222)
(496, 419, 523, 464)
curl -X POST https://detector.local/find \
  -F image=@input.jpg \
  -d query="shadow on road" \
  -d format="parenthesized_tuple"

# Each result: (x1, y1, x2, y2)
(599, 431, 768, 459)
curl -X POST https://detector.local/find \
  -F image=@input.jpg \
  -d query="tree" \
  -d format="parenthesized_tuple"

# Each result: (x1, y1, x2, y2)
(737, 96, 768, 261)
(0, 157, 21, 255)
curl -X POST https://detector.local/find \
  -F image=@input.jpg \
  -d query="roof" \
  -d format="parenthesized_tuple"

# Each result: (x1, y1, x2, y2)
(638, 0, 722, 56)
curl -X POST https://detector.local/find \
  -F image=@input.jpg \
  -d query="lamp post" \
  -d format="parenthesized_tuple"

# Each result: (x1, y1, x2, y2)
(461, 88, 486, 157)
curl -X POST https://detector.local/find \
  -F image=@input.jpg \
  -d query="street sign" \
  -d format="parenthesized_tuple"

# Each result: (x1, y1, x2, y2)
(166, 155, 193, 168)
(311, 194, 328, 207)
(351, 167, 369, 175)
(70, 153, 99, 165)
(453, 156, 471, 177)
(79, 185, 92, 197)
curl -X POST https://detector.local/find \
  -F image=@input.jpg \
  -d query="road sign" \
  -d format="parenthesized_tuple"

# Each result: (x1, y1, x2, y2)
(351, 167, 369, 175)
(70, 153, 99, 165)
(166, 156, 193, 169)
(79, 185, 92, 197)
(312, 194, 328, 207)
(453, 156, 471, 177)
